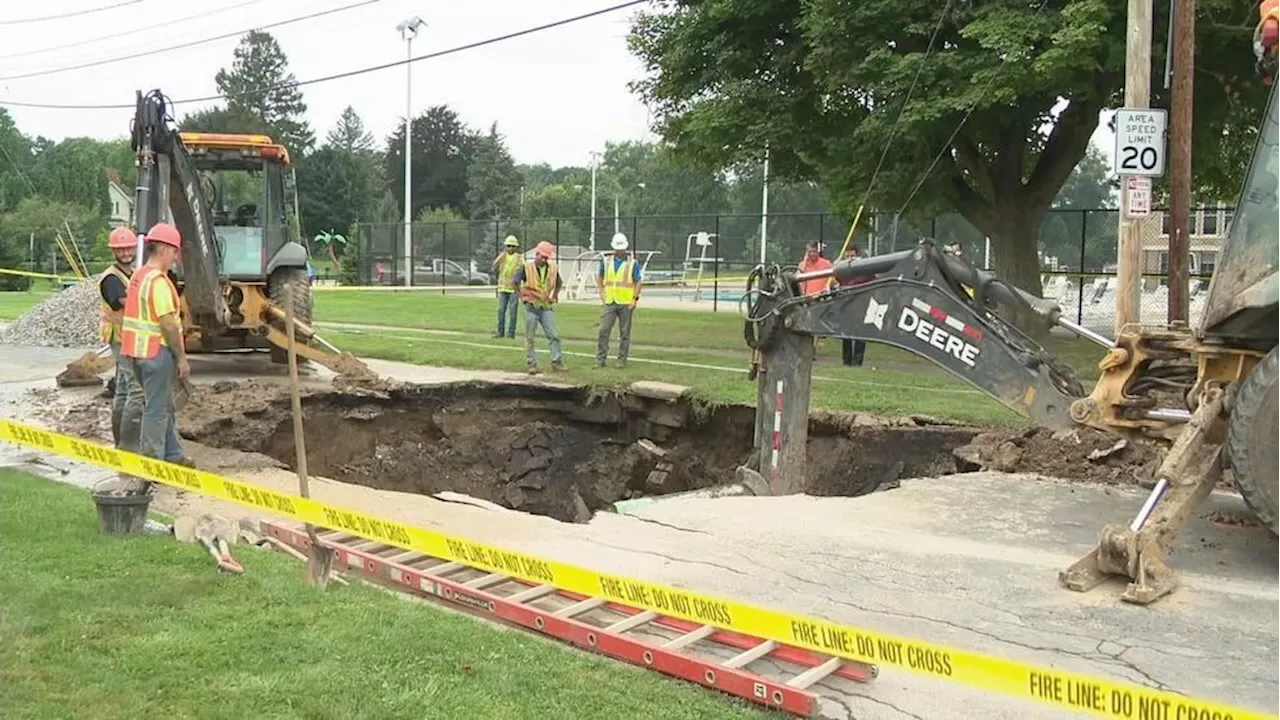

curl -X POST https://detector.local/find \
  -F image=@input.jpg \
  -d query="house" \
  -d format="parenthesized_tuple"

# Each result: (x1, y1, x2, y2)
(1139, 206, 1232, 281)
(107, 179, 134, 228)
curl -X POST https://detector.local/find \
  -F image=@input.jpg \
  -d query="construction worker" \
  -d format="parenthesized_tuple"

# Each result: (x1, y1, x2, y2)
(491, 235, 523, 338)
(595, 232, 642, 368)
(837, 245, 875, 367)
(798, 241, 834, 296)
(118, 222, 192, 482)
(99, 226, 138, 447)
(511, 241, 564, 375)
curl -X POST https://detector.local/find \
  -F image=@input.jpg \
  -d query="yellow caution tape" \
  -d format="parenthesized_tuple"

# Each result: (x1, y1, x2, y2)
(0, 267, 80, 282)
(0, 417, 1271, 720)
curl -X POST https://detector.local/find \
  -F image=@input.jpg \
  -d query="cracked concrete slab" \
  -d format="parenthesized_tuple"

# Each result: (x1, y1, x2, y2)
(0, 344, 1275, 720)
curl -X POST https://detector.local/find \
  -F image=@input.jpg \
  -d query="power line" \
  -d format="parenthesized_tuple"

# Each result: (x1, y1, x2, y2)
(893, 0, 1053, 221)
(0, 0, 384, 81)
(0, 0, 266, 61)
(0, 0, 649, 111)
(0, 0, 140, 26)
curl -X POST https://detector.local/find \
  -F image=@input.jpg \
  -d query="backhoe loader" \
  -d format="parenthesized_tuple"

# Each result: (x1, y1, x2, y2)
(740, 5, 1278, 605)
(62, 89, 374, 385)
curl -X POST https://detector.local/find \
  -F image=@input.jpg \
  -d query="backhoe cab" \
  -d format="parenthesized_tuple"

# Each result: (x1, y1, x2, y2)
(126, 89, 372, 381)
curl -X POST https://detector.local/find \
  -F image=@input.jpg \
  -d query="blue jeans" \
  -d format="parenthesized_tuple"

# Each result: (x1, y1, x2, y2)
(109, 343, 131, 448)
(120, 347, 185, 464)
(496, 291, 519, 337)
(524, 305, 562, 366)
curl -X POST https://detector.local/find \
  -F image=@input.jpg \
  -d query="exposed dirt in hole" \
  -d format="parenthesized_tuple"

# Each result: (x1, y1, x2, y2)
(954, 426, 1162, 486)
(179, 380, 982, 523)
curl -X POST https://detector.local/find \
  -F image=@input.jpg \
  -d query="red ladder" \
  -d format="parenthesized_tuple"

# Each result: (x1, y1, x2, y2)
(262, 521, 877, 716)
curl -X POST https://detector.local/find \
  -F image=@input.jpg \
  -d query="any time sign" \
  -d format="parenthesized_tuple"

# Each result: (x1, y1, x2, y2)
(1113, 108, 1168, 177)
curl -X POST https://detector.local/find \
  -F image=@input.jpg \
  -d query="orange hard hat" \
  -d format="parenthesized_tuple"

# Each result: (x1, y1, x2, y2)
(107, 226, 136, 249)
(535, 241, 555, 257)
(144, 223, 182, 249)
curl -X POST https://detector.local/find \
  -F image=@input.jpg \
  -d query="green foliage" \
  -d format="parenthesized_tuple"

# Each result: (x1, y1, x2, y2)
(465, 123, 521, 220)
(213, 30, 315, 156)
(628, 0, 1266, 293)
(385, 106, 481, 218)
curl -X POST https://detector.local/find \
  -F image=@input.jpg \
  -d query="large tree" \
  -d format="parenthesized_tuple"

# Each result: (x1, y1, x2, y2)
(466, 123, 522, 220)
(297, 108, 382, 240)
(214, 30, 315, 156)
(384, 105, 481, 219)
(629, 0, 1265, 295)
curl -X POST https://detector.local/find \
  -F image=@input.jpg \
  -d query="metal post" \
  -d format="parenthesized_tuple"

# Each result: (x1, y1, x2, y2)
(1167, 0, 1195, 323)
(397, 17, 425, 288)
(613, 195, 620, 235)
(402, 36, 412, 287)
(1115, 0, 1153, 334)
(589, 153, 599, 251)
(1078, 211, 1088, 324)
(760, 146, 770, 264)
(712, 215, 720, 314)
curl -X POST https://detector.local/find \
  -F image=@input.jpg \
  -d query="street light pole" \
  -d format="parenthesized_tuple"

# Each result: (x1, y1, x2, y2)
(397, 16, 425, 287)
(589, 151, 600, 251)
(760, 145, 770, 264)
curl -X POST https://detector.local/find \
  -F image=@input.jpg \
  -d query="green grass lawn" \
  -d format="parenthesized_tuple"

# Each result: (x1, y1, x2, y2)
(0, 469, 770, 720)
(0, 289, 52, 320)
(0, 287, 1104, 424)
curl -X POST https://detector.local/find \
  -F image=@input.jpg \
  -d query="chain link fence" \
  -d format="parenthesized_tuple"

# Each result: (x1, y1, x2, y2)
(343, 207, 1228, 332)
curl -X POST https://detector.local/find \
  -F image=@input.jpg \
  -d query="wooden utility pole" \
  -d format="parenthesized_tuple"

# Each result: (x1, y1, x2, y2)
(1167, 0, 1195, 323)
(1115, 0, 1155, 336)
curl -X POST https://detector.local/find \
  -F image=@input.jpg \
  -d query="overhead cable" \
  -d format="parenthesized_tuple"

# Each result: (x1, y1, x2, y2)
(0, 0, 385, 81)
(0, 0, 141, 26)
(0, 0, 649, 110)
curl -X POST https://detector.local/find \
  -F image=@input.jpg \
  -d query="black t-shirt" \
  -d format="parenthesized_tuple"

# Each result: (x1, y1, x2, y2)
(99, 268, 184, 311)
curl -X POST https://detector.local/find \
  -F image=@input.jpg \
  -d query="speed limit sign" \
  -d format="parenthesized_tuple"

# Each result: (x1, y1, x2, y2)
(1113, 108, 1167, 177)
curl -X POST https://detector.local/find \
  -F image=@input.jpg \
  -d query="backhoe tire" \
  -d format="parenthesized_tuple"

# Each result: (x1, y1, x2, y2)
(1226, 345, 1279, 535)
(268, 268, 313, 365)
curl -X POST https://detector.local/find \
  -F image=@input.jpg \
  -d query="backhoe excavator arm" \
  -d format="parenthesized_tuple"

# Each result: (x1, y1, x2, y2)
(131, 89, 227, 331)
(744, 243, 1093, 495)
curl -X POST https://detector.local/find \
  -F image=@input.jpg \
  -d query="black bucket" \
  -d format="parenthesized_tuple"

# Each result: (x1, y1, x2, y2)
(92, 492, 153, 535)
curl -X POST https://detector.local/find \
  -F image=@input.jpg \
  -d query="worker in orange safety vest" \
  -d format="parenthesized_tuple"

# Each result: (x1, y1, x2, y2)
(114, 222, 193, 491)
(511, 240, 565, 375)
(98, 226, 138, 447)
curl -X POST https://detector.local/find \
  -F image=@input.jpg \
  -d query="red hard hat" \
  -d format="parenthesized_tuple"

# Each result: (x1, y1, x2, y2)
(535, 241, 555, 257)
(107, 226, 136, 249)
(144, 223, 182, 249)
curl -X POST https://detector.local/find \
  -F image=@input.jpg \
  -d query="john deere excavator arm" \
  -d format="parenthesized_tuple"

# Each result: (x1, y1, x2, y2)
(131, 89, 228, 332)
(742, 242, 1262, 605)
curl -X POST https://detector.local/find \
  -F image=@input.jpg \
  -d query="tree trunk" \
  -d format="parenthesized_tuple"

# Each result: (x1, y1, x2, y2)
(979, 210, 1049, 338)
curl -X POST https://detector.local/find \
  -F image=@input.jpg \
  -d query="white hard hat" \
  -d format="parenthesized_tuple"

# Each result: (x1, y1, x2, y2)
(610, 232, 629, 251)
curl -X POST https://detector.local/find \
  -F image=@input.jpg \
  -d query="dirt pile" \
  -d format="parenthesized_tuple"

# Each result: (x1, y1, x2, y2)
(180, 380, 982, 523)
(953, 426, 1161, 485)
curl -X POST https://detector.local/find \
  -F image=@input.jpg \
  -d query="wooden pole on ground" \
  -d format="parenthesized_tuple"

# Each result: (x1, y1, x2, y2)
(285, 286, 334, 588)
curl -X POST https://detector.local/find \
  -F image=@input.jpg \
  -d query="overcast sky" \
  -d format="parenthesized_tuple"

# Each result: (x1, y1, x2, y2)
(0, 0, 658, 167)
(0, 0, 1118, 173)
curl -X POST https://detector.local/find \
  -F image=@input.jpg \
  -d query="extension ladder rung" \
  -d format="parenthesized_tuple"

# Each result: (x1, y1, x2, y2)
(261, 520, 878, 718)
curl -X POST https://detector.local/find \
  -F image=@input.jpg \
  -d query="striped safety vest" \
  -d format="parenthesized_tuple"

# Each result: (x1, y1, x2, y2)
(98, 264, 131, 345)
(497, 253, 523, 293)
(120, 266, 182, 360)
(602, 257, 636, 305)
(519, 261, 558, 309)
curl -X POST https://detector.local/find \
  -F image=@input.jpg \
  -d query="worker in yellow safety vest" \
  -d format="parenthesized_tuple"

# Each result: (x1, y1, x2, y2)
(512, 240, 565, 375)
(491, 235, 523, 339)
(98, 226, 138, 447)
(595, 232, 642, 368)
(117, 222, 194, 490)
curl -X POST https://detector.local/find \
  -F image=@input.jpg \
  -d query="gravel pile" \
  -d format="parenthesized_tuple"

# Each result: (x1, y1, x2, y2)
(0, 279, 103, 348)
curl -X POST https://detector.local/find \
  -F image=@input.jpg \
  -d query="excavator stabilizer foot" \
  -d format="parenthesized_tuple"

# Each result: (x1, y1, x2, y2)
(1059, 388, 1228, 605)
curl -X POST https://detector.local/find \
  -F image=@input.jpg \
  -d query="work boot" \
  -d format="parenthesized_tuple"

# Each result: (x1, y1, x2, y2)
(595, 360, 606, 369)
(527, 364, 541, 376)
(615, 359, 627, 369)
(551, 361, 566, 373)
